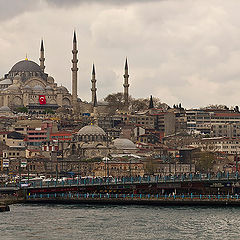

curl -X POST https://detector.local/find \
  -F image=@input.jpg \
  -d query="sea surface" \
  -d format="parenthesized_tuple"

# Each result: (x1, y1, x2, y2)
(0, 204, 240, 240)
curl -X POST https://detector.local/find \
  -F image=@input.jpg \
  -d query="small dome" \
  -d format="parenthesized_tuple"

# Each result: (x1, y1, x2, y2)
(0, 79, 12, 85)
(47, 76, 54, 83)
(113, 138, 136, 149)
(7, 84, 21, 92)
(23, 85, 32, 89)
(0, 106, 11, 112)
(10, 60, 42, 73)
(33, 85, 45, 91)
(13, 75, 21, 81)
(77, 125, 106, 136)
(58, 86, 68, 93)
(45, 85, 53, 90)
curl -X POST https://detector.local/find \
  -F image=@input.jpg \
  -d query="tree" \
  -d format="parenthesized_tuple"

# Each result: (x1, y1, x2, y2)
(43, 108, 55, 114)
(235, 106, 239, 112)
(16, 107, 28, 113)
(131, 98, 149, 111)
(202, 104, 229, 110)
(104, 93, 169, 112)
(144, 158, 156, 175)
(104, 92, 126, 112)
(152, 97, 169, 110)
(193, 151, 215, 172)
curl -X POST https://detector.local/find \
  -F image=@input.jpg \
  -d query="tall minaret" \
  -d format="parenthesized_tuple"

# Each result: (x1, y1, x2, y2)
(39, 39, 45, 72)
(123, 58, 130, 109)
(93, 91, 98, 125)
(91, 63, 97, 103)
(72, 31, 78, 111)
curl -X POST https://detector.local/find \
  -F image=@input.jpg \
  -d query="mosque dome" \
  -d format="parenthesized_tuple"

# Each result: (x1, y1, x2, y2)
(13, 75, 21, 81)
(33, 85, 45, 91)
(10, 60, 42, 73)
(113, 138, 136, 149)
(0, 79, 12, 85)
(7, 84, 21, 93)
(77, 125, 106, 136)
(47, 76, 54, 84)
(45, 85, 53, 90)
(58, 86, 68, 93)
(23, 85, 32, 89)
(0, 106, 11, 112)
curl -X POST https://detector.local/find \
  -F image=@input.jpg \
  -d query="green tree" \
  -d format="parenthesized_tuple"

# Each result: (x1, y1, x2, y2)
(104, 92, 126, 112)
(16, 107, 28, 113)
(43, 108, 55, 114)
(194, 151, 215, 172)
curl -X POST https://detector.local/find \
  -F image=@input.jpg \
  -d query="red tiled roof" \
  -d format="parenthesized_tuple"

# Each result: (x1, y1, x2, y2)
(27, 149, 41, 152)
(214, 113, 240, 117)
(0, 131, 10, 134)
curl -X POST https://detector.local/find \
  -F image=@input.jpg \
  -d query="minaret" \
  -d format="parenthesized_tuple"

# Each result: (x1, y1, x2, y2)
(149, 95, 154, 109)
(72, 31, 78, 111)
(93, 91, 97, 107)
(93, 91, 98, 125)
(39, 39, 45, 72)
(91, 64, 97, 103)
(123, 58, 130, 109)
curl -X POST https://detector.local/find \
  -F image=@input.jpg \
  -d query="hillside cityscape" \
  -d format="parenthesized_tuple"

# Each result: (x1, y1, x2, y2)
(2, 1, 240, 240)
(0, 32, 239, 184)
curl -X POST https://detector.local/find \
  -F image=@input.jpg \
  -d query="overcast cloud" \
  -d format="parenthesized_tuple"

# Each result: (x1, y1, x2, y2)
(0, 0, 240, 108)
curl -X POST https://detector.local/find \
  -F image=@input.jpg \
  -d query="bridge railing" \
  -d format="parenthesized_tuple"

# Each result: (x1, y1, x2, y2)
(26, 192, 240, 201)
(2, 171, 240, 189)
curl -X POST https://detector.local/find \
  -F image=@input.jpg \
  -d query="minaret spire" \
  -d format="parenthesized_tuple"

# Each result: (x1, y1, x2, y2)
(91, 63, 97, 104)
(72, 30, 78, 112)
(125, 58, 128, 70)
(123, 57, 130, 110)
(39, 39, 45, 72)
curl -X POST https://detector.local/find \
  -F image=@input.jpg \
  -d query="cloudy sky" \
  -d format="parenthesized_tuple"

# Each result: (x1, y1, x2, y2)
(0, 0, 240, 108)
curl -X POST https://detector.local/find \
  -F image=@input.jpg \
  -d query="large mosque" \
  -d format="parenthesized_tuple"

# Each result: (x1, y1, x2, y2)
(0, 31, 130, 115)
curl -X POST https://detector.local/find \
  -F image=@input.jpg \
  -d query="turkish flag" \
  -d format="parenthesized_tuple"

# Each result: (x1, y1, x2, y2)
(39, 95, 46, 105)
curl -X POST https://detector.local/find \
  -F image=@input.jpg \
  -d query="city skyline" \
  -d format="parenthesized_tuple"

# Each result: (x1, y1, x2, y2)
(1, 0, 240, 108)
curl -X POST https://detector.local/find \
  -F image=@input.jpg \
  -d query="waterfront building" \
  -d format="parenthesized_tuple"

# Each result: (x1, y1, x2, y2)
(190, 137, 240, 155)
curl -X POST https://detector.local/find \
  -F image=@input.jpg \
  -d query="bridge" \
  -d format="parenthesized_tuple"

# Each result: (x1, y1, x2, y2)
(1, 172, 240, 195)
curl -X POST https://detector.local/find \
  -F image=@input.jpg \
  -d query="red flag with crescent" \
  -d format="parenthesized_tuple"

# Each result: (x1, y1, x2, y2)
(39, 95, 46, 105)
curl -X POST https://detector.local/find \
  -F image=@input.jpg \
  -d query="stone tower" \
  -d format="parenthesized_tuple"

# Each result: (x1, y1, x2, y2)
(72, 31, 78, 112)
(39, 39, 45, 72)
(91, 63, 97, 103)
(123, 58, 130, 109)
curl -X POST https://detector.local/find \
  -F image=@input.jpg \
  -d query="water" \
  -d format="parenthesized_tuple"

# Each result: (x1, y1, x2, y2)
(1, 204, 240, 240)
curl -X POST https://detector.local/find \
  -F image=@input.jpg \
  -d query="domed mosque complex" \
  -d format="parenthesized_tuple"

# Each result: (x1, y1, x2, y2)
(0, 32, 138, 159)
(0, 42, 72, 114)
(0, 31, 130, 115)
(70, 124, 138, 158)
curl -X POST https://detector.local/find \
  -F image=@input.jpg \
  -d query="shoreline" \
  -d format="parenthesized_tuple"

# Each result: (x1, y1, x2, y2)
(25, 197, 240, 207)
